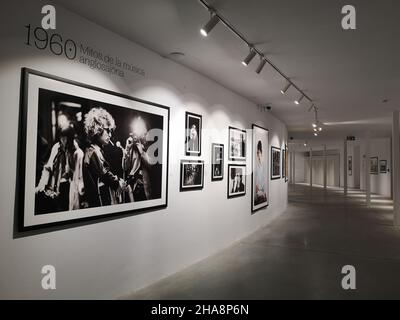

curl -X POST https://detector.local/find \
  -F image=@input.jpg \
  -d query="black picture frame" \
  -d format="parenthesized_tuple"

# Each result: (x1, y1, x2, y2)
(370, 157, 378, 175)
(251, 124, 269, 212)
(285, 145, 289, 182)
(180, 160, 204, 191)
(228, 126, 247, 161)
(211, 143, 224, 181)
(228, 164, 246, 198)
(17, 68, 170, 233)
(379, 160, 387, 173)
(271, 146, 281, 180)
(348, 156, 353, 176)
(185, 111, 202, 156)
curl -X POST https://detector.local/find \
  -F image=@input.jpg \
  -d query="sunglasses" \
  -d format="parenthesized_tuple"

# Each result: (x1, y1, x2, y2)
(103, 127, 113, 135)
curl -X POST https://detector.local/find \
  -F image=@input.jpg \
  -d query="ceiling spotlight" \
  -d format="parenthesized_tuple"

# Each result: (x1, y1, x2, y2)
(200, 13, 220, 37)
(294, 94, 304, 105)
(255, 58, 267, 74)
(281, 82, 291, 95)
(304, 143, 307, 147)
(318, 127, 322, 131)
(312, 123, 317, 128)
(314, 132, 318, 136)
(313, 128, 317, 132)
(242, 48, 256, 66)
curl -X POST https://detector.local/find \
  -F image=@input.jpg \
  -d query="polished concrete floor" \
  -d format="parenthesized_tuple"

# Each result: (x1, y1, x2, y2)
(123, 184, 400, 299)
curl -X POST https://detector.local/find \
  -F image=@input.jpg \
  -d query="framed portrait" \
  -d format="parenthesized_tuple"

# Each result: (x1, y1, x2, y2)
(228, 164, 246, 198)
(370, 157, 378, 174)
(252, 125, 269, 212)
(285, 145, 289, 182)
(271, 147, 281, 180)
(228, 126, 246, 161)
(17, 68, 169, 232)
(211, 143, 224, 181)
(185, 112, 201, 156)
(380, 160, 387, 173)
(180, 160, 204, 191)
(282, 145, 288, 182)
(348, 156, 353, 176)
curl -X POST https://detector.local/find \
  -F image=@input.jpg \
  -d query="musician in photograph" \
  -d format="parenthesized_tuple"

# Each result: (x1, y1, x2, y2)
(35, 123, 84, 213)
(122, 116, 152, 202)
(83, 107, 125, 207)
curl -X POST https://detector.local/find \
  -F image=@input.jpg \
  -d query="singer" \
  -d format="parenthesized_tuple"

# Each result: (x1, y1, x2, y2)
(122, 116, 152, 202)
(83, 107, 126, 207)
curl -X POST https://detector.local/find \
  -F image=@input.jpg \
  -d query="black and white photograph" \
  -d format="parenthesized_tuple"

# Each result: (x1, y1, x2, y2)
(228, 126, 246, 161)
(380, 160, 387, 173)
(284, 145, 289, 182)
(18, 68, 169, 231)
(180, 160, 204, 191)
(211, 143, 224, 181)
(348, 156, 353, 176)
(185, 112, 202, 156)
(228, 164, 246, 198)
(271, 147, 281, 180)
(252, 125, 269, 212)
(370, 157, 379, 175)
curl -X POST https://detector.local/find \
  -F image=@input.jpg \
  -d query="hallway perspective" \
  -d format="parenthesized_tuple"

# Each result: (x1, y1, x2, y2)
(124, 184, 400, 299)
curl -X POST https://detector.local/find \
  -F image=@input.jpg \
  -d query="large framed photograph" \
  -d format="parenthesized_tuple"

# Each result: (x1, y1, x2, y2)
(180, 160, 204, 191)
(211, 143, 224, 181)
(370, 157, 378, 175)
(348, 156, 353, 176)
(228, 126, 246, 161)
(271, 147, 281, 180)
(17, 68, 169, 232)
(380, 160, 387, 173)
(252, 125, 269, 212)
(228, 164, 246, 198)
(185, 112, 202, 156)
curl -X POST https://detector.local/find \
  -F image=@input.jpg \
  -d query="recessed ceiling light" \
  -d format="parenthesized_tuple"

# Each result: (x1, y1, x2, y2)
(167, 52, 185, 59)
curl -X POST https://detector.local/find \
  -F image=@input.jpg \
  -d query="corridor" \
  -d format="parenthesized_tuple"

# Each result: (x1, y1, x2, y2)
(124, 184, 400, 299)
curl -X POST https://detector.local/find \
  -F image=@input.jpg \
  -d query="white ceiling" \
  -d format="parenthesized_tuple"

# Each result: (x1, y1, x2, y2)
(54, 0, 400, 140)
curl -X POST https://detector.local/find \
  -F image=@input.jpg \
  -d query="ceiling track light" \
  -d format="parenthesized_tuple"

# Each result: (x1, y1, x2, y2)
(198, 0, 319, 128)
(242, 48, 256, 66)
(200, 12, 220, 37)
(294, 94, 304, 105)
(255, 57, 267, 74)
(280, 82, 291, 95)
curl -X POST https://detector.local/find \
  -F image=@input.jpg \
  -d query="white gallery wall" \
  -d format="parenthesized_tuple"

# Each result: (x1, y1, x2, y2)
(0, 1, 288, 299)
(304, 154, 340, 187)
(293, 138, 392, 197)
(358, 138, 392, 197)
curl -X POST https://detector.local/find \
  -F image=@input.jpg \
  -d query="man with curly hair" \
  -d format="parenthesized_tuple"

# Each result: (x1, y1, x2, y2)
(83, 107, 125, 207)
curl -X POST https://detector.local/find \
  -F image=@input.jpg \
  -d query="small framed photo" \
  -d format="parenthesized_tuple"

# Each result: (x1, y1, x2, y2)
(380, 160, 387, 173)
(229, 126, 246, 161)
(185, 112, 202, 156)
(282, 145, 288, 182)
(180, 160, 204, 191)
(370, 157, 378, 175)
(228, 164, 246, 198)
(348, 156, 353, 176)
(211, 143, 224, 181)
(271, 147, 281, 180)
